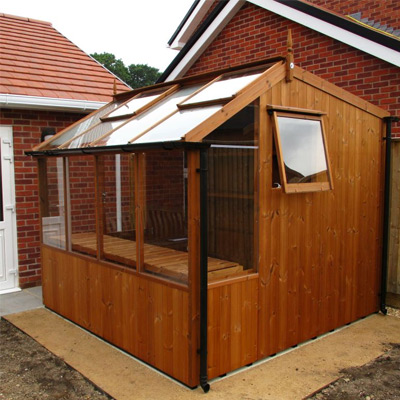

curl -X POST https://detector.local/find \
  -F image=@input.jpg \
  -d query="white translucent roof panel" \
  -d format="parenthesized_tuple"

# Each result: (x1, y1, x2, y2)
(105, 92, 161, 119)
(48, 101, 122, 149)
(99, 85, 202, 147)
(182, 72, 262, 105)
(65, 120, 125, 149)
(134, 105, 221, 144)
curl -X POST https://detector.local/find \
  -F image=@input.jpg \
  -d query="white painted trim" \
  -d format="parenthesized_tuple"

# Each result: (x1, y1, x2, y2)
(0, 287, 21, 295)
(0, 94, 106, 112)
(165, 0, 246, 81)
(0, 126, 19, 292)
(248, 0, 400, 67)
(169, 0, 214, 50)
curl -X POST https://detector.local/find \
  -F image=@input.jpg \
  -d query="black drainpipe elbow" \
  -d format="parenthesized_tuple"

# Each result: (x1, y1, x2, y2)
(381, 116, 400, 315)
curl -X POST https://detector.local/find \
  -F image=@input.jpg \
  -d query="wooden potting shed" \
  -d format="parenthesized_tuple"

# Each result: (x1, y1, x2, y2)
(28, 56, 392, 390)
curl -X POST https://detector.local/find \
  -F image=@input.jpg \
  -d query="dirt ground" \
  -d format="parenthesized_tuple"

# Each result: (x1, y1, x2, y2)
(0, 318, 112, 400)
(1, 308, 399, 400)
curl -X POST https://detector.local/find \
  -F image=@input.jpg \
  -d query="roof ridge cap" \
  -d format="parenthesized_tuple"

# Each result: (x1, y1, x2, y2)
(0, 13, 52, 26)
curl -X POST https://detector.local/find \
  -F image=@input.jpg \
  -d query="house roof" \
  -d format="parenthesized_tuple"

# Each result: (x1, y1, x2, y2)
(28, 57, 388, 157)
(0, 13, 130, 112)
(159, 0, 400, 82)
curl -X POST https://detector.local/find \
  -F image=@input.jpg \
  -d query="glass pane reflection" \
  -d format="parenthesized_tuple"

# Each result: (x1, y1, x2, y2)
(48, 101, 123, 149)
(134, 105, 221, 144)
(105, 93, 160, 119)
(183, 72, 261, 105)
(101, 85, 202, 146)
(277, 116, 328, 183)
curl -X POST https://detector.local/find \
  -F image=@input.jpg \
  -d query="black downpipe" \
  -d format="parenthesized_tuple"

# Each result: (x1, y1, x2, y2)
(381, 116, 399, 314)
(199, 148, 210, 393)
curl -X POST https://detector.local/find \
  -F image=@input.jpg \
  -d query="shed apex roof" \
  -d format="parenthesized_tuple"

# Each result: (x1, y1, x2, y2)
(0, 13, 130, 108)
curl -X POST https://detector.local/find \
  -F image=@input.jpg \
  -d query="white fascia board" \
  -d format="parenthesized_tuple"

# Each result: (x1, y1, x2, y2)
(165, 0, 246, 81)
(0, 94, 106, 113)
(249, 0, 400, 67)
(169, 0, 214, 50)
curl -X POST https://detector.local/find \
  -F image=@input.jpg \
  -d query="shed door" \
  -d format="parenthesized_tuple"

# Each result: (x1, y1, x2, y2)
(0, 126, 18, 293)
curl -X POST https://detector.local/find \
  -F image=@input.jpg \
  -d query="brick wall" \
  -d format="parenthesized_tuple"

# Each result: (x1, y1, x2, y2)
(0, 108, 85, 288)
(186, 3, 400, 135)
(308, 0, 400, 28)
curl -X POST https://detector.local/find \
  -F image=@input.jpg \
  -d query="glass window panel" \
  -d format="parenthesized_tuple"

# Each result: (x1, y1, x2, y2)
(41, 158, 66, 249)
(105, 92, 161, 119)
(65, 120, 124, 149)
(68, 156, 97, 257)
(142, 149, 188, 284)
(47, 101, 123, 149)
(277, 116, 329, 183)
(134, 105, 221, 144)
(203, 103, 258, 280)
(100, 154, 136, 268)
(100, 85, 202, 146)
(183, 72, 261, 105)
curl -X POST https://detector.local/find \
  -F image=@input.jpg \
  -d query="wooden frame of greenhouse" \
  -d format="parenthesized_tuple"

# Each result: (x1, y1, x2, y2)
(28, 56, 392, 390)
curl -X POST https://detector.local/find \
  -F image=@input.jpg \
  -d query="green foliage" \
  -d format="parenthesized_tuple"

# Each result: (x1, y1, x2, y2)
(91, 52, 161, 89)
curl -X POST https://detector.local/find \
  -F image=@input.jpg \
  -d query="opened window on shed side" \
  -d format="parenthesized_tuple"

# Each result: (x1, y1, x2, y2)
(270, 108, 333, 194)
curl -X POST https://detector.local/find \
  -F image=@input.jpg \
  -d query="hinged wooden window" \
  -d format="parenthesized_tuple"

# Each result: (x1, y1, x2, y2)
(271, 108, 333, 193)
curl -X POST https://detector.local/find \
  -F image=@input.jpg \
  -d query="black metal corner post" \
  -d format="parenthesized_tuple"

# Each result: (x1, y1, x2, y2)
(199, 148, 210, 393)
(381, 116, 399, 314)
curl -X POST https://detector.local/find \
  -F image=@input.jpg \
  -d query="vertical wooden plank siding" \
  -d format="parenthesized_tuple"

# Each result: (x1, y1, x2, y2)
(207, 277, 258, 379)
(41, 246, 192, 386)
(258, 77, 384, 358)
(389, 140, 400, 295)
(187, 150, 201, 387)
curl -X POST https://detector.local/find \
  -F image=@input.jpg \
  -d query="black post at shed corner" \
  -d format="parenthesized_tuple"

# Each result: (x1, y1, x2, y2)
(199, 147, 210, 393)
(381, 116, 400, 315)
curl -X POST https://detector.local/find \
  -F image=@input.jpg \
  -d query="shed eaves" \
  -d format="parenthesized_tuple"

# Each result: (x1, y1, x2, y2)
(0, 13, 130, 102)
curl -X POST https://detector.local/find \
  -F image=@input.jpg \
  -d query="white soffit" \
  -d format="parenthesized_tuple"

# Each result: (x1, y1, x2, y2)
(169, 0, 214, 50)
(165, 0, 246, 81)
(250, 0, 400, 67)
(0, 94, 106, 112)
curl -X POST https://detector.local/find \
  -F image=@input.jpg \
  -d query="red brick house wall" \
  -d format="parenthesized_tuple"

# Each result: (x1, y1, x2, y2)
(186, 3, 400, 135)
(308, 0, 400, 28)
(0, 108, 85, 287)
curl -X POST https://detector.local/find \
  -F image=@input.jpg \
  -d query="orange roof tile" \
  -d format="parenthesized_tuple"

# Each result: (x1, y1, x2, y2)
(0, 13, 130, 102)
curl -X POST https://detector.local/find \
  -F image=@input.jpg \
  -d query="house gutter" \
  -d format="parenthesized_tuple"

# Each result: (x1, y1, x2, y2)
(157, 0, 231, 83)
(0, 94, 106, 113)
(199, 147, 210, 393)
(25, 141, 209, 157)
(381, 116, 399, 314)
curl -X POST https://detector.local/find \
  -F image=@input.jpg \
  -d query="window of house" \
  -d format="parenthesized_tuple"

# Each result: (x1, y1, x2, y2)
(271, 109, 332, 193)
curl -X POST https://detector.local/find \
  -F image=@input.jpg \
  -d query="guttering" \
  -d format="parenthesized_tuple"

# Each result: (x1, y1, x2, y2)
(158, 0, 245, 82)
(0, 94, 106, 112)
(249, 0, 400, 67)
(168, 0, 202, 49)
(25, 140, 210, 157)
(381, 116, 400, 314)
(199, 147, 210, 393)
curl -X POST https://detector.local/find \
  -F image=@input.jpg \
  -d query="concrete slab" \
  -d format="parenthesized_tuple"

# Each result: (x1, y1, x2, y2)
(4, 308, 400, 400)
(0, 287, 43, 316)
